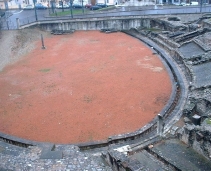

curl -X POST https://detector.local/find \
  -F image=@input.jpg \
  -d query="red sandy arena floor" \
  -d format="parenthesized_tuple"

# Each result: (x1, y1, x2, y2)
(0, 31, 172, 144)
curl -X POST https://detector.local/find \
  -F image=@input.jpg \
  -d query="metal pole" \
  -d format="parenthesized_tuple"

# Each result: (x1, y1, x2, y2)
(16, 18, 20, 29)
(70, 0, 73, 18)
(33, 0, 38, 21)
(41, 34, 46, 49)
(82, 0, 84, 14)
(62, 0, 64, 12)
(6, 20, 9, 30)
(51, 1, 55, 13)
(200, 0, 203, 13)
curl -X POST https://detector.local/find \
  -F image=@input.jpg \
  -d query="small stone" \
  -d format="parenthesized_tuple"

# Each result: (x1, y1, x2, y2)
(148, 144, 153, 149)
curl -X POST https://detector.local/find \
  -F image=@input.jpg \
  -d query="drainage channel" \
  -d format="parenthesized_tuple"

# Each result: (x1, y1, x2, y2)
(0, 136, 32, 148)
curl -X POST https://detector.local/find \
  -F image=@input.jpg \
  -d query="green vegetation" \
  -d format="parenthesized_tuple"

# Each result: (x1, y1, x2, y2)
(39, 68, 51, 72)
(142, 27, 162, 32)
(50, 9, 85, 16)
(206, 118, 211, 125)
(50, 6, 115, 17)
(99, 5, 115, 11)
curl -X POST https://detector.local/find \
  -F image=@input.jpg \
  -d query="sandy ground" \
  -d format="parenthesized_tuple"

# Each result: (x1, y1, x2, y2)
(0, 29, 172, 144)
(0, 29, 49, 71)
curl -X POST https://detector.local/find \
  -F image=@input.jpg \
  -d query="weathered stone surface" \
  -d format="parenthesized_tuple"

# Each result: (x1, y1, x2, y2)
(40, 151, 63, 159)
(2, 12, 211, 171)
(179, 42, 205, 59)
(184, 117, 192, 124)
(151, 139, 211, 171)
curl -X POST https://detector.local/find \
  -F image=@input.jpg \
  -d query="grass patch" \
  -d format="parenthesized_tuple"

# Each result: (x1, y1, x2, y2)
(50, 9, 87, 16)
(49, 6, 115, 16)
(142, 28, 162, 32)
(98, 5, 115, 11)
(39, 68, 51, 72)
(206, 118, 211, 125)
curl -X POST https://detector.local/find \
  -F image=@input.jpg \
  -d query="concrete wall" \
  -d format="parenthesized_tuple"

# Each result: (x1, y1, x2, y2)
(24, 17, 151, 31)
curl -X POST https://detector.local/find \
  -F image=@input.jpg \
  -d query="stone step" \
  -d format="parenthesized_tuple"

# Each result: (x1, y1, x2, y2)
(127, 149, 175, 171)
(152, 37, 174, 54)
(130, 135, 161, 153)
(149, 139, 211, 171)
(157, 34, 180, 48)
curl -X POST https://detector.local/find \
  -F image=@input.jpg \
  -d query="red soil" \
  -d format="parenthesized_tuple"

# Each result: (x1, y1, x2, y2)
(0, 31, 172, 144)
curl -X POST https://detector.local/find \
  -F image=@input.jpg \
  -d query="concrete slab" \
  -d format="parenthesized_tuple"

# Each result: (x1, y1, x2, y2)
(39, 143, 63, 159)
(192, 62, 211, 88)
(152, 139, 211, 171)
(179, 42, 205, 59)
(40, 150, 63, 159)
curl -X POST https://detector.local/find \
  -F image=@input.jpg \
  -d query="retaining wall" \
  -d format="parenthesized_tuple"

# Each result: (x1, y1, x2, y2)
(20, 17, 152, 31)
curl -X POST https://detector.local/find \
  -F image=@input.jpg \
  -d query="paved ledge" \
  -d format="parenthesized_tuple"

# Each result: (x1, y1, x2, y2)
(151, 139, 211, 171)
(0, 140, 112, 170)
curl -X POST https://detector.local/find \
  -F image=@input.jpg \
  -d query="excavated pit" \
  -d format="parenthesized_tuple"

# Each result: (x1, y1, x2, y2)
(0, 30, 172, 144)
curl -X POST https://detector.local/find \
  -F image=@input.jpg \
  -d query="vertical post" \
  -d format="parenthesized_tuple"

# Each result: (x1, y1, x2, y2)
(62, 1, 64, 12)
(6, 20, 9, 30)
(70, 0, 73, 18)
(51, 0, 55, 14)
(157, 114, 164, 136)
(41, 34, 45, 49)
(200, 0, 203, 13)
(82, 0, 84, 14)
(62, 22, 65, 31)
(16, 18, 20, 29)
(154, 2, 157, 9)
(33, 0, 38, 21)
(4, 1, 9, 11)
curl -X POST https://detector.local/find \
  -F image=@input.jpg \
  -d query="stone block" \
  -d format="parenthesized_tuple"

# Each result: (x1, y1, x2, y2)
(192, 114, 201, 125)
(40, 150, 63, 159)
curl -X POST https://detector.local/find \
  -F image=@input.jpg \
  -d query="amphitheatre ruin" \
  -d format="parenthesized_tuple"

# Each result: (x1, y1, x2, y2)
(1, 9, 211, 171)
